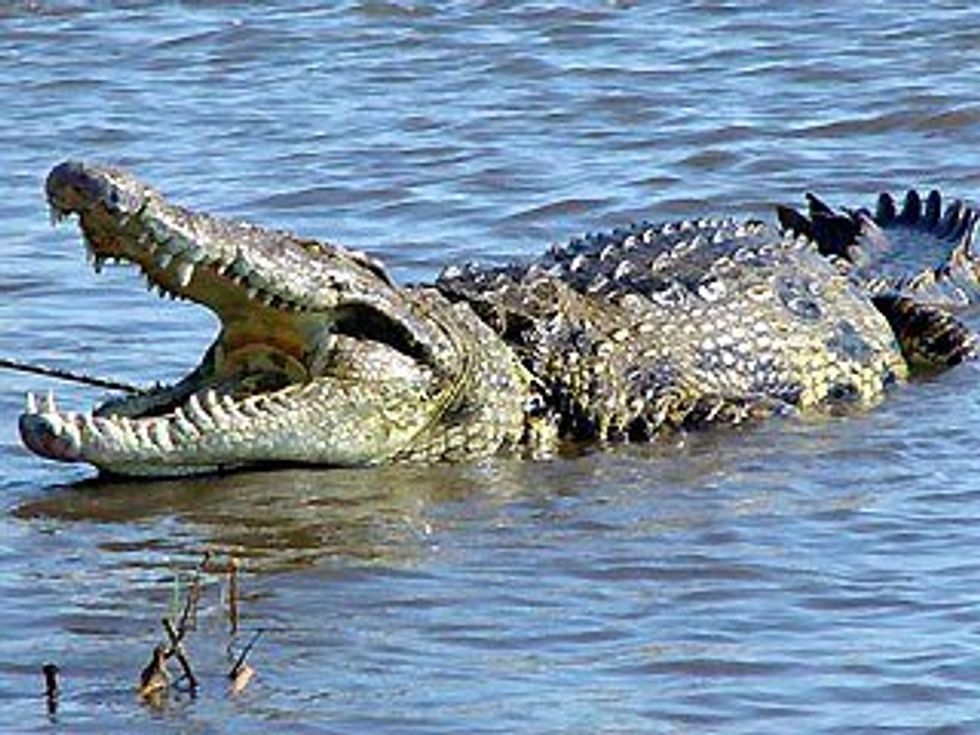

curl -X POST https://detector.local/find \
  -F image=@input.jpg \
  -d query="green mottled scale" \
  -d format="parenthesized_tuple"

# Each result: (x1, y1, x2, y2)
(438, 218, 907, 442)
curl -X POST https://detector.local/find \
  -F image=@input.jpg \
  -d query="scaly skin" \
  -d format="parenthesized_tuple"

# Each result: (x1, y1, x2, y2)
(17, 162, 974, 476)
(21, 162, 534, 475)
(779, 188, 980, 307)
(779, 189, 980, 369)
(438, 218, 908, 440)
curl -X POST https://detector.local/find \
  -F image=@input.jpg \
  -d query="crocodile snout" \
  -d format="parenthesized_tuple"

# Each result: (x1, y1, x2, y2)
(46, 160, 145, 216)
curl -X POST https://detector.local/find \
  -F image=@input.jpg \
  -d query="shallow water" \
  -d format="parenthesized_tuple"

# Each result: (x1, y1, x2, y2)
(3, 1, 980, 732)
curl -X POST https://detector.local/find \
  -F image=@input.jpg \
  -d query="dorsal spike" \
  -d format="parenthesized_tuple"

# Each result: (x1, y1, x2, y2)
(776, 204, 812, 239)
(898, 189, 922, 224)
(923, 190, 942, 229)
(613, 260, 634, 281)
(939, 200, 964, 238)
(805, 192, 834, 217)
(876, 192, 897, 224)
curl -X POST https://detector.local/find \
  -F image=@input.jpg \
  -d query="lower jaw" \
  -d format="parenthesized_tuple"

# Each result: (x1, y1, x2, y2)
(19, 413, 234, 477)
(19, 401, 249, 475)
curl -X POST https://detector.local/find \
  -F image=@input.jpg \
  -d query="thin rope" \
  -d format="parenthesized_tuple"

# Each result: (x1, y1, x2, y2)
(0, 357, 141, 393)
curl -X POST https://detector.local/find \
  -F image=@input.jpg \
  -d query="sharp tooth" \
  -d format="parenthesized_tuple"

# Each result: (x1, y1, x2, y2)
(241, 396, 274, 418)
(135, 421, 153, 449)
(219, 394, 248, 423)
(240, 399, 265, 418)
(45, 412, 64, 436)
(62, 420, 81, 451)
(151, 421, 174, 451)
(187, 394, 213, 428)
(116, 416, 139, 447)
(82, 413, 101, 438)
(25, 392, 38, 414)
(203, 390, 232, 427)
(176, 260, 195, 289)
(172, 407, 199, 438)
(43, 390, 56, 413)
(99, 417, 125, 444)
(157, 252, 174, 270)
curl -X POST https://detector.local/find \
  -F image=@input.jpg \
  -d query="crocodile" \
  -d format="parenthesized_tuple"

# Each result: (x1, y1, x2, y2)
(17, 161, 979, 477)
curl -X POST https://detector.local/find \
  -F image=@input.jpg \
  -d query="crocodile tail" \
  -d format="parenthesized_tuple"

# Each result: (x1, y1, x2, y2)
(871, 294, 976, 373)
(779, 189, 980, 307)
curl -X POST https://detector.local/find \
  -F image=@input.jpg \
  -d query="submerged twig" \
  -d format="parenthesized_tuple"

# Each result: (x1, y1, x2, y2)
(227, 557, 239, 635)
(229, 629, 264, 679)
(228, 628, 264, 695)
(135, 551, 260, 703)
(162, 618, 198, 692)
(42, 663, 59, 716)
(177, 550, 211, 636)
(138, 645, 169, 698)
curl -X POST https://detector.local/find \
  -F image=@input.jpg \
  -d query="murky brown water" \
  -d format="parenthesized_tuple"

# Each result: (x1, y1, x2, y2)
(3, 2, 980, 732)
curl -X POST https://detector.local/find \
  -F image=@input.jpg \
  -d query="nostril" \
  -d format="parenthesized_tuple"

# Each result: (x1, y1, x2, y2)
(46, 160, 84, 197)
(45, 160, 140, 216)
(45, 160, 102, 208)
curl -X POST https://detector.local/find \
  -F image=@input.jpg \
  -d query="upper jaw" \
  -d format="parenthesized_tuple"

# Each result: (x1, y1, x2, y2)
(45, 160, 449, 368)
(45, 160, 393, 312)
(46, 160, 318, 312)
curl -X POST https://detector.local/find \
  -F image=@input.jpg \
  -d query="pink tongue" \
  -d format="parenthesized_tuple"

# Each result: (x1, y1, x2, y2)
(18, 414, 81, 462)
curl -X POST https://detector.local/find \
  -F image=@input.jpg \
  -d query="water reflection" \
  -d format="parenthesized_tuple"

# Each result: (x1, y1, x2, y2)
(10, 424, 815, 573)
(14, 463, 489, 570)
(16, 452, 681, 571)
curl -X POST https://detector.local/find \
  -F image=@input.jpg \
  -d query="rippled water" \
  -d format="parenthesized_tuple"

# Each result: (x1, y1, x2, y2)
(3, 2, 980, 732)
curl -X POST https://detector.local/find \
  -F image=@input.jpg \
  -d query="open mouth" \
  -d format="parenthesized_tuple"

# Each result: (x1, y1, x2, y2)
(19, 161, 439, 476)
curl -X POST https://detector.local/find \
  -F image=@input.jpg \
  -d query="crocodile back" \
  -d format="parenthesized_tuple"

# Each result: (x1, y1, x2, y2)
(438, 219, 908, 441)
